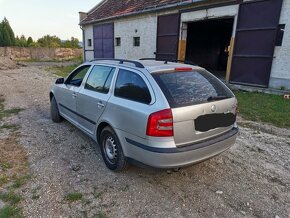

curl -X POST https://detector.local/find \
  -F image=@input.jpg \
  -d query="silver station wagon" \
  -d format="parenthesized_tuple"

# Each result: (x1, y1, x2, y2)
(50, 59, 238, 171)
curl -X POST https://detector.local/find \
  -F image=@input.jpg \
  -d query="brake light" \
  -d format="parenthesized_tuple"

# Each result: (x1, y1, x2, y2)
(174, 67, 192, 72)
(146, 109, 173, 137)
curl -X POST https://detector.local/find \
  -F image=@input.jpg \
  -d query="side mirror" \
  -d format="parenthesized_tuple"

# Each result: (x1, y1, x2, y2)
(55, 78, 65, 84)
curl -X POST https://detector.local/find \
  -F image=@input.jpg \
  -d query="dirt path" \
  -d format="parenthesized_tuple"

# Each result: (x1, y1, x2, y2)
(0, 63, 289, 218)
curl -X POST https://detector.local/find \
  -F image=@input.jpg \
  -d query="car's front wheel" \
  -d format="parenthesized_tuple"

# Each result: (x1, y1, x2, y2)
(50, 96, 63, 123)
(100, 127, 128, 171)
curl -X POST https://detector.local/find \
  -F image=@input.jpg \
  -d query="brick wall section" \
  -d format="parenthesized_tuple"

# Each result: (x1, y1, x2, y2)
(0, 47, 83, 61)
(269, 0, 290, 89)
(114, 14, 158, 59)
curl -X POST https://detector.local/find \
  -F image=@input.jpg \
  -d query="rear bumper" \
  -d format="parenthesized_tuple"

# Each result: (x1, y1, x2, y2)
(125, 127, 238, 168)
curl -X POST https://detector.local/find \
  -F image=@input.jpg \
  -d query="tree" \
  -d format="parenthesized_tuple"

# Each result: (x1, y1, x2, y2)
(0, 17, 15, 46)
(0, 27, 12, 46)
(0, 23, 3, 45)
(27, 37, 33, 46)
(37, 35, 61, 48)
(62, 37, 80, 48)
(15, 35, 27, 47)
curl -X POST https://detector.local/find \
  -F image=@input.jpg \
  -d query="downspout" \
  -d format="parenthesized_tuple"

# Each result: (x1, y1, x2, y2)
(80, 25, 86, 63)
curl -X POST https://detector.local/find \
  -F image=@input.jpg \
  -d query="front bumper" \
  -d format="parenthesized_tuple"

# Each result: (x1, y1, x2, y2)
(124, 127, 239, 168)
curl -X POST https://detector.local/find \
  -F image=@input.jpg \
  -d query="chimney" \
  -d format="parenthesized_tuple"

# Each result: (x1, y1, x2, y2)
(79, 12, 87, 22)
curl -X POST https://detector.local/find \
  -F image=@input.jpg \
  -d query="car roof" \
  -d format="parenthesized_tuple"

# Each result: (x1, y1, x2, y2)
(138, 60, 204, 73)
(86, 59, 204, 73)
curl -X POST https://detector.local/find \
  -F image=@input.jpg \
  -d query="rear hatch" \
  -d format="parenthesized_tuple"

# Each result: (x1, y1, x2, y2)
(152, 68, 237, 147)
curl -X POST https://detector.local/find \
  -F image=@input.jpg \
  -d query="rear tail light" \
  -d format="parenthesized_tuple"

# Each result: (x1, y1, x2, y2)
(146, 109, 173, 137)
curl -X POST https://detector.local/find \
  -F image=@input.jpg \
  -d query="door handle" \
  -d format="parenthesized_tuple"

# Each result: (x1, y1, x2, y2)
(97, 102, 105, 108)
(72, 93, 77, 98)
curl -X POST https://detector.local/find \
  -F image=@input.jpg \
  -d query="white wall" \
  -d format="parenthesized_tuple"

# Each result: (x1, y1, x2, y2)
(114, 15, 157, 59)
(269, 0, 290, 89)
(181, 5, 239, 36)
(82, 25, 94, 61)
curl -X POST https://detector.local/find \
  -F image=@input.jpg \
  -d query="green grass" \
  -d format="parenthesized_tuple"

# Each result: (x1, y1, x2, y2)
(65, 192, 83, 202)
(235, 91, 290, 128)
(96, 212, 107, 218)
(0, 205, 21, 218)
(0, 124, 20, 132)
(49, 64, 79, 78)
(0, 162, 12, 170)
(12, 175, 31, 189)
(0, 191, 22, 218)
(0, 98, 24, 121)
(0, 191, 21, 205)
(0, 175, 9, 186)
(93, 191, 102, 199)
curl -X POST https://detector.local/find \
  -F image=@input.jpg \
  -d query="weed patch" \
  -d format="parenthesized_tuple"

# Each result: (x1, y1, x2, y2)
(0, 98, 24, 121)
(12, 175, 31, 189)
(0, 162, 12, 170)
(96, 212, 107, 218)
(93, 191, 102, 199)
(0, 124, 20, 132)
(0, 191, 21, 205)
(0, 176, 9, 186)
(65, 192, 83, 202)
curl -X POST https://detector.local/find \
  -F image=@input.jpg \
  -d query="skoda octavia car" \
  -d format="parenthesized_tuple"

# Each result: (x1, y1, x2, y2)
(50, 59, 238, 171)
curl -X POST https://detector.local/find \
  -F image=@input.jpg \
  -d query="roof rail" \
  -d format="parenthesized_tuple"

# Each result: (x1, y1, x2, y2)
(139, 58, 197, 66)
(90, 58, 145, 68)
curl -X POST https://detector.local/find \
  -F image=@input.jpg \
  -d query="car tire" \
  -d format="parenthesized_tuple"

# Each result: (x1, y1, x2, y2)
(51, 96, 63, 123)
(100, 126, 128, 171)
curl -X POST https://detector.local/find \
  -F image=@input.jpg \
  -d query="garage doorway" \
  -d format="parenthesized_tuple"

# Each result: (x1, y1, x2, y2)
(185, 18, 234, 79)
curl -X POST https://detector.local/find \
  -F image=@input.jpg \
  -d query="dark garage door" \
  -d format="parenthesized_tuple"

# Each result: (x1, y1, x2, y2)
(93, 23, 114, 59)
(230, 0, 283, 87)
(156, 14, 180, 60)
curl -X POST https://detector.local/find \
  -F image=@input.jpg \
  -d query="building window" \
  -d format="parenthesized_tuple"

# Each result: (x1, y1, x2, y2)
(276, 24, 285, 46)
(133, 37, 140, 47)
(115, 37, 121, 46)
(87, 39, 92, 47)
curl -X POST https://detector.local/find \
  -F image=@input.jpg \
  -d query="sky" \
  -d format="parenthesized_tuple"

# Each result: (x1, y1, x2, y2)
(0, 0, 102, 41)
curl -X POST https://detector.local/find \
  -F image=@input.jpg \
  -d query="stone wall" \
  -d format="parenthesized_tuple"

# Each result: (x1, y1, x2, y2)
(0, 47, 83, 61)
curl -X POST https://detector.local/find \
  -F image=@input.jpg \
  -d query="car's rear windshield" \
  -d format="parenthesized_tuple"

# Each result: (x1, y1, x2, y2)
(152, 70, 234, 108)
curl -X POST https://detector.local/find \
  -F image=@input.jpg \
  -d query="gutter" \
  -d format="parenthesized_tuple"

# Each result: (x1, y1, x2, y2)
(79, 25, 86, 62)
(79, 0, 195, 26)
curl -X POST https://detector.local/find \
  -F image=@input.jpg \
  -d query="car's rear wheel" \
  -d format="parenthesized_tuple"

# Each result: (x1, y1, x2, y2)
(51, 96, 63, 123)
(100, 127, 128, 171)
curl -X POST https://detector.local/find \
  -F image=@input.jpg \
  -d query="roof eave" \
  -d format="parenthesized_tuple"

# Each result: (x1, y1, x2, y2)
(79, 1, 196, 26)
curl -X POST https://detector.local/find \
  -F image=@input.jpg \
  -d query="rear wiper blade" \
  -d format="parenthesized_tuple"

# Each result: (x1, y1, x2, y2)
(207, 96, 230, 101)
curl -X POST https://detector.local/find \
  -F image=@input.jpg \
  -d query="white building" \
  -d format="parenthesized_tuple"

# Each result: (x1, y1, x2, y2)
(79, 0, 290, 90)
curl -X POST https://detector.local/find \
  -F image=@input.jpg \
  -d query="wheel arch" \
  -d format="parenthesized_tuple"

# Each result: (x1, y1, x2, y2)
(49, 91, 54, 102)
(96, 121, 111, 144)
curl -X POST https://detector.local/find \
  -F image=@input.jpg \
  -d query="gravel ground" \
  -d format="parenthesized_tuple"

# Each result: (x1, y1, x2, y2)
(0, 63, 289, 218)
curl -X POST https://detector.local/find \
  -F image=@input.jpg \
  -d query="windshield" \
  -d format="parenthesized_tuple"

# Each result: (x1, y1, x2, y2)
(152, 70, 234, 108)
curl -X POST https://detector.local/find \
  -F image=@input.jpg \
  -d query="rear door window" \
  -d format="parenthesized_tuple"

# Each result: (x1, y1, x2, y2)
(152, 70, 233, 108)
(114, 69, 151, 104)
(85, 65, 115, 93)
